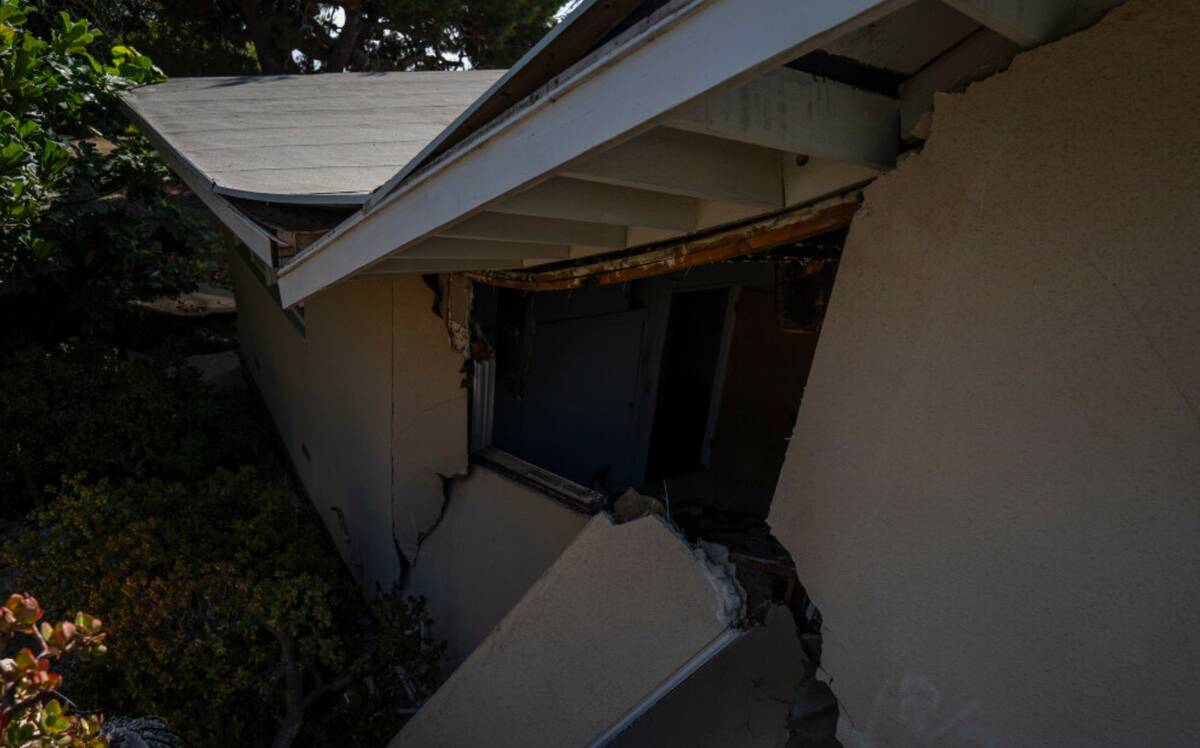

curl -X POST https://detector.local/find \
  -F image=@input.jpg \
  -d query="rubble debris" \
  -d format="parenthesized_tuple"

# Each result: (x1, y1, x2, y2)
(611, 488, 667, 523)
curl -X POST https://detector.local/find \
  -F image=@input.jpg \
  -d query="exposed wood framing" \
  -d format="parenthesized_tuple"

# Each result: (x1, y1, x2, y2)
(465, 193, 860, 292)
(662, 67, 899, 168)
(940, 0, 1078, 47)
(277, 0, 911, 307)
(439, 212, 628, 248)
(561, 128, 784, 208)
(491, 178, 699, 230)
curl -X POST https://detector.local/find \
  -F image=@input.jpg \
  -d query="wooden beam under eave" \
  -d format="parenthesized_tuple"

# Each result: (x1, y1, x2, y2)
(662, 67, 900, 168)
(940, 0, 1076, 47)
(490, 177, 699, 231)
(465, 193, 860, 292)
(400, 237, 571, 260)
(358, 258, 526, 276)
(438, 211, 627, 248)
(561, 128, 784, 209)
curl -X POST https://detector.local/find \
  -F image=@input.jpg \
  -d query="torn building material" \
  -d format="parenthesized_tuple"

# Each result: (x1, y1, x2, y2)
(465, 195, 859, 292)
(392, 514, 745, 747)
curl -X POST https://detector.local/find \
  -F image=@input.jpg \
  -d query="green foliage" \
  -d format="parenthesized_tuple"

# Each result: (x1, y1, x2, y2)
(5, 470, 443, 747)
(0, 593, 108, 747)
(0, 0, 220, 345)
(0, 340, 268, 512)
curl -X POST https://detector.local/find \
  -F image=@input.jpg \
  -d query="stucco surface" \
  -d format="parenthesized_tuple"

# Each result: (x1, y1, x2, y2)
(388, 277, 469, 567)
(229, 263, 467, 592)
(393, 514, 741, 747)
(769, 1, 1200, 745)
(406, 466, 589, 668)
(304, 277, 396, 588)
(228, 251, 315, 498)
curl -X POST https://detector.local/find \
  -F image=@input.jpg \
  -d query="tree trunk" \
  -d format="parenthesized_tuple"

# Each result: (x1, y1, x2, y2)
(271, 629, 306, 748)
(236, 0, 294, 74)
(327, 1, 367, 72)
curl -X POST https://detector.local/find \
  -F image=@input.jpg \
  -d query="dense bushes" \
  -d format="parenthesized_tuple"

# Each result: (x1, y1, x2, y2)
(1, 5, 445, 746)
(0, 341, 267, 513)
(5, 469, 443, 747)
(0, 0, 220, 347)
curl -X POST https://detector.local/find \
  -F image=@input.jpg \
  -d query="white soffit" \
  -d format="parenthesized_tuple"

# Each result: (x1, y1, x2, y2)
(121, 71, 505, 206)
(276, 0, 911, 307)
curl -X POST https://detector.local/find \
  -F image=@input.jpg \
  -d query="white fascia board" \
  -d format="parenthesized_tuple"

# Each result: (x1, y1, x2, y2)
(121, 94, 279, 266)
(277, 0, 909, 307)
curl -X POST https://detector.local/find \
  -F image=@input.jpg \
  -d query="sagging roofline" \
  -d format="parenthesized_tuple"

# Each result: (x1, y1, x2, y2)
(274, 0, 911, 308)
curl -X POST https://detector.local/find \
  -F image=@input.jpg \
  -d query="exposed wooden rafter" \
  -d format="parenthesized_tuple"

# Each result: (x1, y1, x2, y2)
(464, 193, 860, 292)
(562, 128, 785, 208)
(490, 178, 699, 231)
(662, 68, 899, 168)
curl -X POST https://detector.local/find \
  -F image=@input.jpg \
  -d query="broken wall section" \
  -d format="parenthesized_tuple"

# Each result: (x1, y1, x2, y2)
(393, 514, 745, 748)
(769, 0, 1200, 744)
(405, 465, 590, 668)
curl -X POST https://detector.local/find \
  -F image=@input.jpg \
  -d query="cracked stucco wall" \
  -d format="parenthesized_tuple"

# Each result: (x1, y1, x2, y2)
(768, 1, 1200, 745)
(406, 466, 590, 669)
(230, 261, 467, 593)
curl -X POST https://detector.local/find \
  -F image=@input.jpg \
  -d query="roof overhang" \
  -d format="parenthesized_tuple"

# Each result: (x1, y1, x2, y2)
(123, 0, 1124, 303)
(272, 0, 1125, 308)
(276, 0, 917, 306)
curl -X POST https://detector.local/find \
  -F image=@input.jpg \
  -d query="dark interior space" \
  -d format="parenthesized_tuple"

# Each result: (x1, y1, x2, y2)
(644, 287, 729, 482)
(474, 233, 845, 520)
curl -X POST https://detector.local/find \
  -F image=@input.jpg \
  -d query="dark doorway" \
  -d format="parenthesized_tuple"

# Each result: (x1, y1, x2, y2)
(644, 287, 730, 482)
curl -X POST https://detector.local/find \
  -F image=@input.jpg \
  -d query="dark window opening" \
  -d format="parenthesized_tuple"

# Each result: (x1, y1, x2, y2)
(472, 231, 844, 526)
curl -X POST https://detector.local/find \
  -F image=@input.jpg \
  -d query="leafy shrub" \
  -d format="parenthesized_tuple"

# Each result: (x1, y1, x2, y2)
(0, 340, 268, 513)
(0, 0, 221, 346)
(0, 593, 107, 746)
(3, 469, 443, 747)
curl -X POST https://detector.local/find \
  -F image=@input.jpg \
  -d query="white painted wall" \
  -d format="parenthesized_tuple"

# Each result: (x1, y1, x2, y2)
(769, 1, 1200, 744)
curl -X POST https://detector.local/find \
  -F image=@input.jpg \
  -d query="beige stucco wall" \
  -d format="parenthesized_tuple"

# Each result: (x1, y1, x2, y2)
(406, 466, 590, 668)
(769, 1, 1200, 745)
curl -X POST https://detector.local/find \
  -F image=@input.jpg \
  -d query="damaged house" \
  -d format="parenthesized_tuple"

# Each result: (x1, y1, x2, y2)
(123, 0, 1200, 745)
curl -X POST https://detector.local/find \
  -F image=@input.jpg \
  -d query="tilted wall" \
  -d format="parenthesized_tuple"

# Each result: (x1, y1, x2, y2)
(406, 467, 590, 669)
(769, 1, 1200, 745)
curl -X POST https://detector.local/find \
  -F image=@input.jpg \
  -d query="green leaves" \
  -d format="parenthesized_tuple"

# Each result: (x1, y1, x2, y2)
(0, 0, 204, 346)
(0, 592, 107, 746)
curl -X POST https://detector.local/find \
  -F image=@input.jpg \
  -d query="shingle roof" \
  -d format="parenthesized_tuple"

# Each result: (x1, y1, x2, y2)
(121, 71, 505, 205)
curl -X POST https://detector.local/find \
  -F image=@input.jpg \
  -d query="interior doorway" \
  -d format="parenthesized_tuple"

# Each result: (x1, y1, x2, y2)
(644, 287, 732, 482)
